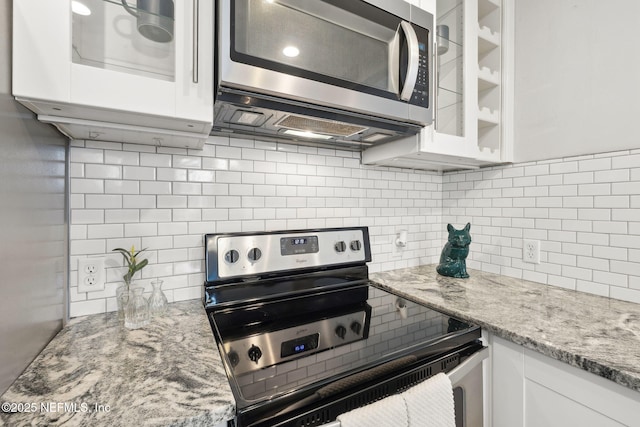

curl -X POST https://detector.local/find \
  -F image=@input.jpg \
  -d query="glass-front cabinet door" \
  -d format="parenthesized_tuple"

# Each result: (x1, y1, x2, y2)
(418, 0, 479, 161)
(72, 0, 176, 83)
(435, 0, 465, 137)
(13, 0, 213, 146)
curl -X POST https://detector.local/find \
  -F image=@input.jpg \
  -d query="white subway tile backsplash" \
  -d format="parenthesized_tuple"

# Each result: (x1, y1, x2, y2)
(157, 168, 187, 181)
(104, 150, 139, 165)
(123, 166, 156, 181)
(71, 179, 104, 194)
(70, 147, 104, 163)
(595, 169, 629, 183)
(611, 154, 640, 169)
(578, 158, 611, 172)
(594, 195, 629, 208)
(105, 180, 139, 194)
(72, 209, 105, 224)
(85, 195, 122, 209)
(610, 287, 640, 304)
(158, 222, 188, 236)
(69, 141, 640, 316)
(70, 239, 106, 255)
(122, 195, 156, 209)
(140, 153, 172, 167)
(173, 155, 202, 169)
(124, 223, 158, 237)
(87, 224, 123, 239)
(140, 209, 172, 223)
(442, 150, 640, 305)
(86, 164, 121, 179)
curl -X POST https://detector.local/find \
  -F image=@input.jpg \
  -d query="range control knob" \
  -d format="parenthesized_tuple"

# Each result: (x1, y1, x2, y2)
(334, 241, 347, 253)
(247, 247, 262, 262)
(224, 249, 239, 264)
(248, 345, 262, 364)
(350, 321, 362, 335)
(350, 240, 362, 251)
(228, 350, 240, 367)
(335, 325, 347, 339)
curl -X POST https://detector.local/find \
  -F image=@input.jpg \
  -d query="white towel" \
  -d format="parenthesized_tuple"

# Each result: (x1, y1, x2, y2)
(402, 372, 456, 427)
(337, 393, 409, 427)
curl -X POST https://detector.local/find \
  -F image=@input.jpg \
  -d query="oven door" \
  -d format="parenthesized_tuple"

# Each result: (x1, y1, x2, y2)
(319, 347, 488, 427)
(448, 347, 488, 427)
(217, 0, 433, 124)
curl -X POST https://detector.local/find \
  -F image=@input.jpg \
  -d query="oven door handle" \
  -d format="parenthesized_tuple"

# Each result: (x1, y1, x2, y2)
(448, 347, 488, 386)
(318, 348, 489, 427)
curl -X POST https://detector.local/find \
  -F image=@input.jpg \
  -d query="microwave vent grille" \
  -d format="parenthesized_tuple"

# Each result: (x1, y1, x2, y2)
(275, 114, 368, 138)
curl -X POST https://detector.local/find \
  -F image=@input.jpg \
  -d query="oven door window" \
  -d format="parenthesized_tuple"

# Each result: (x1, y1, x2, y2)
(231, 0, 426, 102)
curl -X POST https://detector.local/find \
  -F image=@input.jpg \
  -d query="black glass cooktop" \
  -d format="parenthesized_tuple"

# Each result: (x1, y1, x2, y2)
(207, 284, 479, 409)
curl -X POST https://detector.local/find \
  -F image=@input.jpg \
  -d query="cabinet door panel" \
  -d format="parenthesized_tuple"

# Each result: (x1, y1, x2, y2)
(524, 379, 623, 427)
(491, 337, 524, 427)
(71, 64, 175, 117)
(174, 0, 213, 123)
(13, 0, 70, 102)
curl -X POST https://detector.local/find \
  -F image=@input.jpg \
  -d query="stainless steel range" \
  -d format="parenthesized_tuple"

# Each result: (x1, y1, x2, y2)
(204, 227, 487, 427)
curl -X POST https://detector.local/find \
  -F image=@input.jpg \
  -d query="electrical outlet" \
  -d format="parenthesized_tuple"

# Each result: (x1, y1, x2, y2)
(78, 257, 105, 293)
(523, 240, 541, 264)
(391, 232, 407, 258)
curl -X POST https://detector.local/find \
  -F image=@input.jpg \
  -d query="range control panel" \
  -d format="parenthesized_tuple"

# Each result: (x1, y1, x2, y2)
(205, 227, 371, 281)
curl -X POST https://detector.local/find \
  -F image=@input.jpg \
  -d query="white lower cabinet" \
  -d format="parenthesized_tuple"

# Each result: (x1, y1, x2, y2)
(488, 335, 640, 427)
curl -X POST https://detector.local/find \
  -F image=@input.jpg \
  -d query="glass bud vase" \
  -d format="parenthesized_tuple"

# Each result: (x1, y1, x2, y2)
(124, 286, 150, 329)
(148, 279, 169, 317)
(116, 284, 130, 320)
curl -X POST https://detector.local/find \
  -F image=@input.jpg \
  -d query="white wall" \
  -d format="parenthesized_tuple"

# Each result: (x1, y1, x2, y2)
(443, 149, 640, 304)
(513, 0, 640, 162)
(69, 136, 444, 317)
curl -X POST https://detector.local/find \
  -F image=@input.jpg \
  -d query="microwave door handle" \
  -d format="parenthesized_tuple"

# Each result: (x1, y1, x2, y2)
(399, 21, 420, 101)
(389, 25, 401, 96)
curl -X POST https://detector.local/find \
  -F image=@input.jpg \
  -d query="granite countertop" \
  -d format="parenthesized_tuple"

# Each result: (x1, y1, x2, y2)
(370, 265, 640, 392)
(0, 301, 234, 427)
(2, 267, 639, 426)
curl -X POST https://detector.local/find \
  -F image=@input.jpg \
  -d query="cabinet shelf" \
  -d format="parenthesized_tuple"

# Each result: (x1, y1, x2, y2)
(478, 26, 500, 53)
(477, 145, 502, 162)
(478, 66, 500, 90)
(479, 0, 500, 18)
(437, 86, 464, 111)
(478, 107, 500, 126)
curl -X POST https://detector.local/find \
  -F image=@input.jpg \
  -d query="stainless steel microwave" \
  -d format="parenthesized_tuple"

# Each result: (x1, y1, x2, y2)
(213, 0, 434, 148)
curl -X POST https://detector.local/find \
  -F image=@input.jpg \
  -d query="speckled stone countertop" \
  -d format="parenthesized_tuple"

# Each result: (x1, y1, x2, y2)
(0, 300, 234, 427)
(3, 267, 639, 426)
(370, 265, 640, 393)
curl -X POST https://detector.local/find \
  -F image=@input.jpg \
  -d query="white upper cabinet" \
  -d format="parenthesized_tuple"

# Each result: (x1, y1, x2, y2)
(362, 0, 514, 171)
(13, 0, 213, 149)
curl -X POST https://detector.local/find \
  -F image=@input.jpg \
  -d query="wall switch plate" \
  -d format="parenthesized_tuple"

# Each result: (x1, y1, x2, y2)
(78, 257, 106, 293)
(523, 240, 541, 264)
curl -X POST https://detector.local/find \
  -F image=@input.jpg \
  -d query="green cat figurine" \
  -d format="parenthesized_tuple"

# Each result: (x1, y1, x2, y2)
(437, 223, 472, 278)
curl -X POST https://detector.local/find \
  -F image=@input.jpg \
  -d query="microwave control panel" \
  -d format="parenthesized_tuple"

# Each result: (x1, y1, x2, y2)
(411, 25, 431, 108)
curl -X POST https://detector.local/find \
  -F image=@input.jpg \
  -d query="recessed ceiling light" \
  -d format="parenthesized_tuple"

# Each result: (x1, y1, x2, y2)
(72, 1, 91, 15)
(282, 46, 300, 58)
